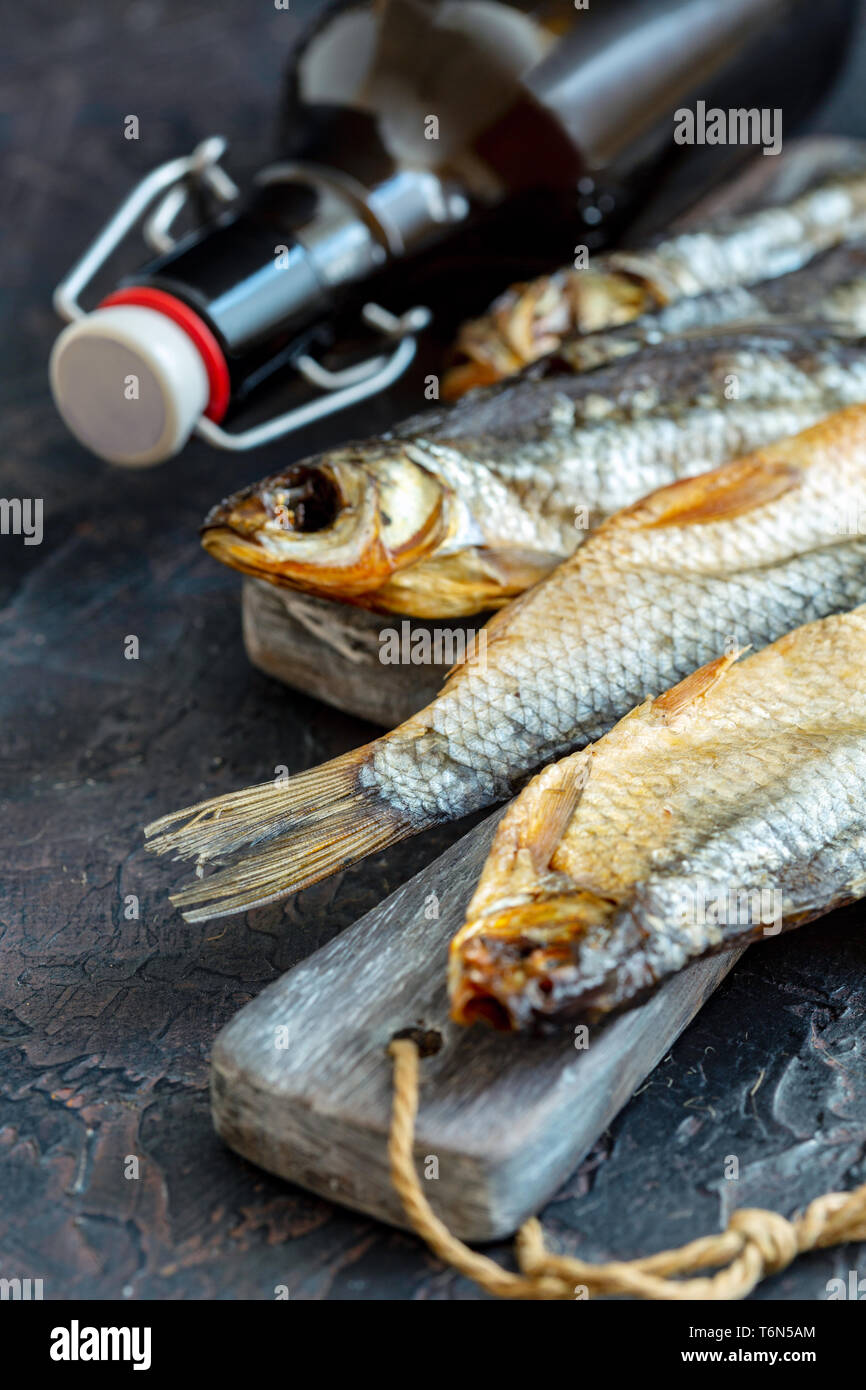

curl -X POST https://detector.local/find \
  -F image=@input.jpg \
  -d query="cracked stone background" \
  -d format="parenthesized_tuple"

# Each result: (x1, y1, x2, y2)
(2, 0, 866, 1301)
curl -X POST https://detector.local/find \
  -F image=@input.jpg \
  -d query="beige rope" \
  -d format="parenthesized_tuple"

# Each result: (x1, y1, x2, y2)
(388, 1037, 866, 1300)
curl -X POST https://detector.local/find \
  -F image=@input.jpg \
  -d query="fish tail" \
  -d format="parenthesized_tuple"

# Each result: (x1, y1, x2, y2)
(144, 743, 416, 922)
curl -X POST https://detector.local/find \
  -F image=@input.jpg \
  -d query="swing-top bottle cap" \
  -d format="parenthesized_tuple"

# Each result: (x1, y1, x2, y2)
(49, 305, 210, 467)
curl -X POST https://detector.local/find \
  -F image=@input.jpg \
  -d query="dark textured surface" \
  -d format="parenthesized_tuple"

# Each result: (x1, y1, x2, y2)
(2, 0, 866, 1300)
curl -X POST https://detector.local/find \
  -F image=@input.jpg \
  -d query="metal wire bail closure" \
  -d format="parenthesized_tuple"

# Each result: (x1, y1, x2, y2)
(52, 138, 431, 455)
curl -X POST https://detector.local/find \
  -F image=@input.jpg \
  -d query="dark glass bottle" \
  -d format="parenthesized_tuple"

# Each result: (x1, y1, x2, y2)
(51, 0, 856, 464)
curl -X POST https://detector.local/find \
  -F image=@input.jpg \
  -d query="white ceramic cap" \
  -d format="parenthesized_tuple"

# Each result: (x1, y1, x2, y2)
(49, 305, 210, 466)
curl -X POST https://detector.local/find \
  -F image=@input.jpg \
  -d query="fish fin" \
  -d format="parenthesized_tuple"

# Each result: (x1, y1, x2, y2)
(653, 649, 746, 720)
(474, 546, 565, 590)
(634, 457, 802, 529)
(144, 744, 417, 922)
(513, 752, 591, 872)
(375, 546, 560, 622)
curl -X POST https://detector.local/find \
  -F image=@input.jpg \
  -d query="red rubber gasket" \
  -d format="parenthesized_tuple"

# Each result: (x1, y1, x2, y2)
(99, 286, 231, 423)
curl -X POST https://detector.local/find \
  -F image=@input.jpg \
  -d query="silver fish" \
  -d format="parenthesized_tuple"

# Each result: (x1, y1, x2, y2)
(202, 322, 866, 617)
(147, 406, 866, 921)
(444, 170, 866, 393)
(553, 241, 866, 372)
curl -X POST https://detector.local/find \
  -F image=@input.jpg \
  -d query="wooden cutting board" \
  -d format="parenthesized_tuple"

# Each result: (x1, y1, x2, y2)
(211, 809, 744, 1241)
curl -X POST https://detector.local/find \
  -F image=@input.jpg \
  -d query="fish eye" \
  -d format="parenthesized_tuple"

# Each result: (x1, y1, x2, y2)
(268, 466, 342, 533)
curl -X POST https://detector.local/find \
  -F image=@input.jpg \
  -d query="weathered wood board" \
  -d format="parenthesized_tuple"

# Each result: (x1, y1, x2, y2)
(240, 136, 866, 726)
(242, 579, 485, 726)
(211, 809, 745, 1242)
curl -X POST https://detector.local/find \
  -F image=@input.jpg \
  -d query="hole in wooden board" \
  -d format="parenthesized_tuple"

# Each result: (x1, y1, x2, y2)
(390, 1026, 443, 1057)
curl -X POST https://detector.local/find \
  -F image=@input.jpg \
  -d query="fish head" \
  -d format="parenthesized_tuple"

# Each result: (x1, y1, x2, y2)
(201, 444, 450, 601)
(449, 890, 654, 1032)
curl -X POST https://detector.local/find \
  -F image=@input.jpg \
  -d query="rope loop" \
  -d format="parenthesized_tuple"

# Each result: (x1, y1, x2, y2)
(727, 1207, 798, 1276)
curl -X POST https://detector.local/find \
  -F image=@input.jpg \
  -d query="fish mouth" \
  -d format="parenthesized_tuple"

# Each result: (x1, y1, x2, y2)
(450, 930, 582, 1032)
(450, 892, 643, 1031)
(201, 447, 448, 601)
(451, 931, 646, 1032)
